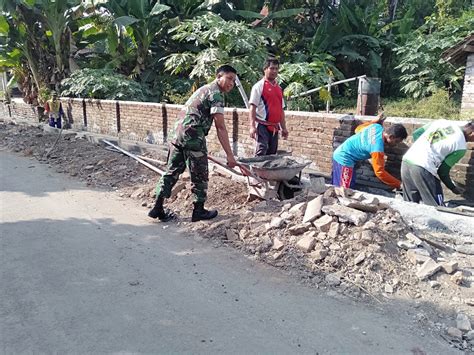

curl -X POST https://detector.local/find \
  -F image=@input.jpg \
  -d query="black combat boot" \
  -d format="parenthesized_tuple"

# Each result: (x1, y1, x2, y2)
(148, 196, 176, 222)
(191, 202, 218, 222)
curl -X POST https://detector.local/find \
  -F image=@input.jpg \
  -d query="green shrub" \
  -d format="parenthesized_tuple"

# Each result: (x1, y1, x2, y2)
(60, 69, 153, 101)
(332, 89, 461, 119)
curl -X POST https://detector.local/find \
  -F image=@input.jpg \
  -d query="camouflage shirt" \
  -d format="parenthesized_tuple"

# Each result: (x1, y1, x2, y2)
(171, 80, 224, 151)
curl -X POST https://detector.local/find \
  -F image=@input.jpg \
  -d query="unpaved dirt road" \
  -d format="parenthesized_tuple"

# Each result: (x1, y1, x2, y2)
(0, 151, 456, 354)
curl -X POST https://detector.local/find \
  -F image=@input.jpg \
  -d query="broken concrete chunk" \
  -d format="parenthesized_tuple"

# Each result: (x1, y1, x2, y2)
(289, 202, 306, 215)
(316, 232, 327, 240)
(313, 214, 333, 232)
(338, 197, 379, 213)
(447, 327, 463, 339)
(273, 250, 284, 260)
(270, 217, 285, 229)
(327, 222, 339, 239)
(456, 313, 472, 332)
(280, 211, 293, 221)
(405, 233, 422, 246)
(288, 223, 311, 235)
(322, 204, 368, 226)
(329, 243, 341, 251)
(406, 249, 431, 265)
(441, 261, 458, 274)
(310, 248, 328, 261)
(384, 284, 394, 294)
(416, 258, 441, 280)
(303, 195, 323, 223)
(465, 330, 474, 340)
(397, 240, 417, 250)
(353, 252, 366, 265)
(296, 235, 316, 252)
(323, 186, 336, 198)
(272, 237, 284, 251)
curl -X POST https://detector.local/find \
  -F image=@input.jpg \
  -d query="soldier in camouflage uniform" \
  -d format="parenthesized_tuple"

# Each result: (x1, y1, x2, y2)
(148, 65, 238, 222)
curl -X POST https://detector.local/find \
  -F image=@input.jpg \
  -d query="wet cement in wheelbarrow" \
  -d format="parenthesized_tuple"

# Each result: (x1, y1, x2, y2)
(248, 156, 302, 169)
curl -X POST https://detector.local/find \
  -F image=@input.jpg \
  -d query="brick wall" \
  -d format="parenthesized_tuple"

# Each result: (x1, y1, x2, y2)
(1, 98, 473, 199)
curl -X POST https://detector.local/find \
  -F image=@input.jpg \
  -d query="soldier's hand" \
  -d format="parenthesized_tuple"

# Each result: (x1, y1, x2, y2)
(226, 155, 237, 168)
(281, 129, 289, 140)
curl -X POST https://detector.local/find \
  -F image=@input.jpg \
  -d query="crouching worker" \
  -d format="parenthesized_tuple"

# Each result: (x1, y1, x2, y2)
(44, 92, 64, 128)
(148, 65, 238, 222)
(401, 120, 474, 206)
(332, 117, 408, 189)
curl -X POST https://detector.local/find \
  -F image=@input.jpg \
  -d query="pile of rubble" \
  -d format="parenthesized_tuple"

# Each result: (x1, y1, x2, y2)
(1, 121, 473, 349)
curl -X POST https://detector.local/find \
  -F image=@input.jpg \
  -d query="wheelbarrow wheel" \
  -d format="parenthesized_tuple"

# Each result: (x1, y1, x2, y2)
(278, 176, 301, 200)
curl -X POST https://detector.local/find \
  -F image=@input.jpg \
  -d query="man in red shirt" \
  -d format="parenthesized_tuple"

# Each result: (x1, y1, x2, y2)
(249, 58, 288, 156)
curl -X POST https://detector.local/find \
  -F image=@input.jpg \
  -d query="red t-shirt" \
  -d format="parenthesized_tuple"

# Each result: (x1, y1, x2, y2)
(249, 79, 285, 133)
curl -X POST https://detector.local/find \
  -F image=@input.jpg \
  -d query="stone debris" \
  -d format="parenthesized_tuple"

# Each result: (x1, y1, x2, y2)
(288, 223, 311, 235)
(353, 252, 366, 265)
(406, 249, 431, 265)
(465, 330, 474, 341)
(405, 233, 422, 246)
(302, 195, 323, 223)
(441, 261, 458, 274)
(289, 202, 306, 215)
(322, 204, 368, 226)
(272, 237, 284, 251)
(2, 122, 474, 351)
(313, 214, 333, 232)
(397, 240, 417, 250)
(447, 327, 463, 339)
(310, 248, 328, 262)
(416, 258, 441, 280)
(296, 235, 316, 252)
(270, 217, 285, 229)
(457, 313, 472, 332)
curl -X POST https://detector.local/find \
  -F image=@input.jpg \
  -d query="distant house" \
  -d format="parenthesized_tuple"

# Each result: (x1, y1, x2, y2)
(442, 34, 474, 117)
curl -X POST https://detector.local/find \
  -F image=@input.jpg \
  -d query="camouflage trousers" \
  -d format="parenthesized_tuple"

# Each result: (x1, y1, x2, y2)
(155, 143, 209, 203)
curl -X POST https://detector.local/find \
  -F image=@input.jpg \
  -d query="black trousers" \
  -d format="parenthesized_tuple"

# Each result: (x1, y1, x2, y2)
(255, 124, 278, 156)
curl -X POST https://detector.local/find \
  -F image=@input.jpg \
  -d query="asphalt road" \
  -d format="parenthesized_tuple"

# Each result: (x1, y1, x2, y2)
(0, 151, 455, 354)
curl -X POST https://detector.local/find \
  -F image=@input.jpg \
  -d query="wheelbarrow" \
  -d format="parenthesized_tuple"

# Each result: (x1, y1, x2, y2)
(208, 155, 310, 200)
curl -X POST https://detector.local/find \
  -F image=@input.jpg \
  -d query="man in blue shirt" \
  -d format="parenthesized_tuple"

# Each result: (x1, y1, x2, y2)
(332, 122, 407, 189)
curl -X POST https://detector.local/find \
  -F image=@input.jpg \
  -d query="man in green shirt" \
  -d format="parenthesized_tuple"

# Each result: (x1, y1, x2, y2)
(148, 65, 238, 222)
(401, 120, 474, 206)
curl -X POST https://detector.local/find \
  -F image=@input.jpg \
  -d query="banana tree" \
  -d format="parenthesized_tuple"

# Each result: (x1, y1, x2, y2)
(36, 0, 83, 84)
(100, 0, 171, 75)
